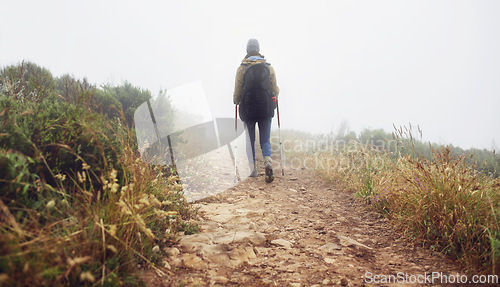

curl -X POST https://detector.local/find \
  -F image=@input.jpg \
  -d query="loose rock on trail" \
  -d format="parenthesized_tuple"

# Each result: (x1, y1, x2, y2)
(142, 162, 462, 286)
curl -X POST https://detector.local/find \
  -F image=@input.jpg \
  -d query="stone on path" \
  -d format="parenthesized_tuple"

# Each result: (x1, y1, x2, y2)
(270, 239, 293, 249)
(180, 253, 208, 270)
(337, 234, 372, 250)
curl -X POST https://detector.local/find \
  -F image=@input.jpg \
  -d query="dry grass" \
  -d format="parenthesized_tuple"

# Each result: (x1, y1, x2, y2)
(315, 126, 500, 274)
(0, 111, 197, 286)
(1, 127, 196, 286)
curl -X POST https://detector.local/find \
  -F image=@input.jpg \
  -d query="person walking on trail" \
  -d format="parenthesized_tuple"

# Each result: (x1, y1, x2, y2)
(233, 38, 279, 183)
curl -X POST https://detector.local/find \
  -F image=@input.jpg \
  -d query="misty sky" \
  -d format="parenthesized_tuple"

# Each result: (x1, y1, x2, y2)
(1, 0, 499, 150)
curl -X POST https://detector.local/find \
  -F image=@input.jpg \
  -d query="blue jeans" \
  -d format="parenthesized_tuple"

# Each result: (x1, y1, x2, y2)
(245, 118, 272, 164)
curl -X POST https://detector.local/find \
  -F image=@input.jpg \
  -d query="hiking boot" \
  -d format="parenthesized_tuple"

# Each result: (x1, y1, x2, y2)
(249, 162, 258, 177)
(264, 156, 274, 183)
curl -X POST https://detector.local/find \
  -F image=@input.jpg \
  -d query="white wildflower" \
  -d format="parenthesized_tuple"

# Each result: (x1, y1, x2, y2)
(46, 200, 55, 209)
(80, 271, 95, 283)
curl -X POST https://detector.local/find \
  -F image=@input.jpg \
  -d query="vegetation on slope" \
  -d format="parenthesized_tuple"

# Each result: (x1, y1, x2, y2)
(311, 125, 499, 274)
(0, 62, 198, 286)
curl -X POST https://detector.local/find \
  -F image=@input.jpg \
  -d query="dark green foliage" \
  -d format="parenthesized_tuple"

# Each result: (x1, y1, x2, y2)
(55, 74, 122, 120)
(0, 150, 37, 199)
(133, 89, 176, 150)
(0, 62, 190, 286)
(0, 95, 121, 197)
(101, 81, 152, 128)
(151, 89, 175, 135)
(0, 61, 55, 103)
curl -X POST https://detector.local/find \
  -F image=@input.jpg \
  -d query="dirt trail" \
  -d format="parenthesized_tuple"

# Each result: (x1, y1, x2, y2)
(144, 161, 462, 286)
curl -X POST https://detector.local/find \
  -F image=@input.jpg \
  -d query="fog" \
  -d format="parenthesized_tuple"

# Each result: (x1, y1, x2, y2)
(1, 0, 499, 150)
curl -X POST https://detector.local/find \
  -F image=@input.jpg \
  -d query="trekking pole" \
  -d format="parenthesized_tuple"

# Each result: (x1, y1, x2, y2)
(234, 105, 238, 183)
(147, 99, 176, 169)
(276, 98, 285, 176)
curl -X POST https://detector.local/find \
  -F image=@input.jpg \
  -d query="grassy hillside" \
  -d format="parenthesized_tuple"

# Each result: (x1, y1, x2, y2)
(303, 126, 500, 274)
(0, 62, 198, 286)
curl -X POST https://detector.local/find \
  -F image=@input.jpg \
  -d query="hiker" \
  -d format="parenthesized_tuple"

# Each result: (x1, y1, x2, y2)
(233, 39, 279, 183)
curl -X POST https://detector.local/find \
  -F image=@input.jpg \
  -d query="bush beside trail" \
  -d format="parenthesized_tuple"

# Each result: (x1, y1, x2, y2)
(0, 62, 197, 286)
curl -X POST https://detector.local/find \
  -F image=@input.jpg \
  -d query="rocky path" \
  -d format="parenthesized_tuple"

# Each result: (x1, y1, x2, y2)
(144, 164, 462, 286)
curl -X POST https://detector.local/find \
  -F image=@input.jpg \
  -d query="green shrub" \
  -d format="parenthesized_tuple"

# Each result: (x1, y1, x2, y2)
(0, 61, 55, 103)
(0, 95, 122, 196)
(0, 63, 197, 286)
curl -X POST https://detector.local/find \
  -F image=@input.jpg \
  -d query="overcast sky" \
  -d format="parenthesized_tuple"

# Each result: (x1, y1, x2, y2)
(1, 0, 499, 150)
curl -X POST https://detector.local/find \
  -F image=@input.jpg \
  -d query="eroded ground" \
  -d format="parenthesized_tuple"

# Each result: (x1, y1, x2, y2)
(143, 163, 463, 286)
